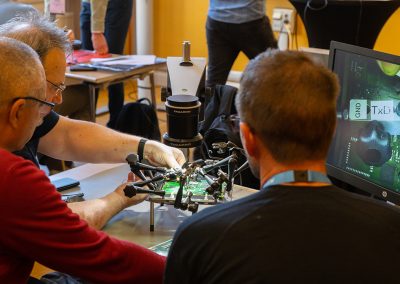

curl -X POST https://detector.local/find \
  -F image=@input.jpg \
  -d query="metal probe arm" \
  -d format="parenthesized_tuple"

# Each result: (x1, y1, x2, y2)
(124, 184, 166, 198)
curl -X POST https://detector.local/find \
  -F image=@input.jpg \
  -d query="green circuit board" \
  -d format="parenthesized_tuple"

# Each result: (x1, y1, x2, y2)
(162, 179, 211, 197)
(148, 177, 226, 204)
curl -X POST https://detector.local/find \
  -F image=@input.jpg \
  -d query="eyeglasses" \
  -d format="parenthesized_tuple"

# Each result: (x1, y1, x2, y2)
(228, 114, 241, 133)
(46, 79, 66, 96)
(14, 96, 55, 115)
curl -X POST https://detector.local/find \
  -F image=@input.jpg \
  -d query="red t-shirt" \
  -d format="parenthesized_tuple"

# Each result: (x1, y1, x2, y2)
(0, 149, 165, 283)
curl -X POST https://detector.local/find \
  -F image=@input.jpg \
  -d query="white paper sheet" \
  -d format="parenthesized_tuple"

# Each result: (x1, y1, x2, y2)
(90, 55, 156, 66)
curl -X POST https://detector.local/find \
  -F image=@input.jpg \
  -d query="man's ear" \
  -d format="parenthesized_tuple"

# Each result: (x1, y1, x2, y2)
(240, 122, 259, 158)
(8, 99, 25, 128)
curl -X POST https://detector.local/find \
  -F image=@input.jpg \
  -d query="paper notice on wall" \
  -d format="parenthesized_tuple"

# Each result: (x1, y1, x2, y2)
(49, 0, 66, 14)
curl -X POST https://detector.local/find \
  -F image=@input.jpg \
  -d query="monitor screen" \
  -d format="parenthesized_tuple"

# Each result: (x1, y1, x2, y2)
(327, 41, 400, 204)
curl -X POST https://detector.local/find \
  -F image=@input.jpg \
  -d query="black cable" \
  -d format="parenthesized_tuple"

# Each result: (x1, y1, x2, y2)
(306, 0, 328, 11)
(355, 0, 363, 45)
(303, 0, 328, 29)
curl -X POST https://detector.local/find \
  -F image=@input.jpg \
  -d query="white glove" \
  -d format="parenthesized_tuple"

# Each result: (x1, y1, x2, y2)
(143, 140, 186, 168)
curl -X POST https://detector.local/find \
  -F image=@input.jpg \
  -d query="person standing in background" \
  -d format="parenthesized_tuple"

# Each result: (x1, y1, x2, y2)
(80, 0, 133, 129)
(206, 0, 277, 88)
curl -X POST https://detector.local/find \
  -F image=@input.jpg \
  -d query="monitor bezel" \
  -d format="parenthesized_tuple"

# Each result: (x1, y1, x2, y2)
(327, 41, 400, 205)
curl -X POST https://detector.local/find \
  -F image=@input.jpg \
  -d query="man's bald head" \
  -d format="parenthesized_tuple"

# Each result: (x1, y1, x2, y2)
(0, 36, 46, 151)
(0, 36, 45, 104)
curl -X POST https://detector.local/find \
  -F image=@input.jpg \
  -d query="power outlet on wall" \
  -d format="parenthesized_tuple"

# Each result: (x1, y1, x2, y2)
(272, 8, 296, 34)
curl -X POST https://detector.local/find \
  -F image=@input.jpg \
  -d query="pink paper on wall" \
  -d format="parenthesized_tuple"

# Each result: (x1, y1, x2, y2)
(49, 0, 66, 14)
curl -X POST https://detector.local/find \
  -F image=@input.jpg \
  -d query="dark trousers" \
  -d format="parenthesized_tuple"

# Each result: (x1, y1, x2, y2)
(80, 0, 133, 129)
(206, 16, 277, 88)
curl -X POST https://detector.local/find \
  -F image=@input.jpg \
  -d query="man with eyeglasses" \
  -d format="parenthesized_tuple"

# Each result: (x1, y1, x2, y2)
(14, 96, 55, 116)
(0, 13, 184, 171)
(0, 36, 165, 284)
(0, 11, 185, 255)
(46, 79, 66, 96)
(44, 0, 133, 128)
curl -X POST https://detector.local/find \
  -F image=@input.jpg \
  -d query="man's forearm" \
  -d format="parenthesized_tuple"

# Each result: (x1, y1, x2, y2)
(67, 192, 126, 229)
(39, 116, 185, 168)
(39, 117, 141, 163)
(67, 182, 146, 230)
(65, 122, 140, 163)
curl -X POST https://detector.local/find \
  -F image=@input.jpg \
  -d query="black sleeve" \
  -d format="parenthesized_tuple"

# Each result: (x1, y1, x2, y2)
(165, 216, 208, 284)
(13, 111, 60, 167)
(31, 110, 60, 140)
(164, 225, 190, 284)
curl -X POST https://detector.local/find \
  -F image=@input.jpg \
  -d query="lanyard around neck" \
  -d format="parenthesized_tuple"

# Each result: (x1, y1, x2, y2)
(263, 170, 331, 190)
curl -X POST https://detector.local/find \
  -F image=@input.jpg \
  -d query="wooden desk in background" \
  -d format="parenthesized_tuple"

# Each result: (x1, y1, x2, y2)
(65, 60, 166, 122)
(32, 163, 256, 278)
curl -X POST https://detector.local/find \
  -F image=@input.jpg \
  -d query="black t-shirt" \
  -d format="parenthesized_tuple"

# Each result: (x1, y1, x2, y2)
(165, 185, 400, 284)
(13, 111, 59, 167)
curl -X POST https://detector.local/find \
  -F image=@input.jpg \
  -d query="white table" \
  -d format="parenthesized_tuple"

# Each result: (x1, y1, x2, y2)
(65, 60, 166, 122)
(50, 163, 256, 247)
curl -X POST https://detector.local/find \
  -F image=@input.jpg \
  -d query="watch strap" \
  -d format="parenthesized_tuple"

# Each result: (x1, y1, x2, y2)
(138, 138, 148, 162)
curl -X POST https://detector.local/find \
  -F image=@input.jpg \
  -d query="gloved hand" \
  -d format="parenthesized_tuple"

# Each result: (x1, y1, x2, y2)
(143, 140, 186, 168)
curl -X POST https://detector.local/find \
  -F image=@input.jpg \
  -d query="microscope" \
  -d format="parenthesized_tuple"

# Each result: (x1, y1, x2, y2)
(123, 42, 251, 231)
(161, 41, 208, 148)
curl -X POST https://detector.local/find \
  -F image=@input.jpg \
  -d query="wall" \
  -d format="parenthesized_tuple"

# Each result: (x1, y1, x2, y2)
(375, 8, 400, 56)
(154, 0, 208, 59)
(154, 0, 400, 72)
(16, 0, 80, 36)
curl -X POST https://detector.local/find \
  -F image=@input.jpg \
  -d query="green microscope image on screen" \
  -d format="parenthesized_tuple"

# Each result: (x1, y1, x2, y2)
(328, 50, 400, 193)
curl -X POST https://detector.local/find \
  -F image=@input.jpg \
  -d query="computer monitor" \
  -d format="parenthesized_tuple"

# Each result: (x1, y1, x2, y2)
(327, 41, 400, 204)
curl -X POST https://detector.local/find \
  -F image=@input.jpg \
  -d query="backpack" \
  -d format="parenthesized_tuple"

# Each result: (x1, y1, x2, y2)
(115, 98, 161, 141)
(196, 85, 240, 158)
(196, 85, 259, 189)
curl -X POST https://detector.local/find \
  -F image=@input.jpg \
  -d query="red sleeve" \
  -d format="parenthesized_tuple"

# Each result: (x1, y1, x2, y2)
(0, 157, 165, 284)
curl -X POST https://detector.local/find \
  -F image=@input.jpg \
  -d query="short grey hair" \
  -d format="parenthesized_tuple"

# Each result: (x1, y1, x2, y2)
(0, 36, 45, 102)
(236, 49, 339, 163)
(0, 10, 71, 61)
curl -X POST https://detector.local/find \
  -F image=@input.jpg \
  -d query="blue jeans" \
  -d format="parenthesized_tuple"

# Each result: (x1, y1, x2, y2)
(80, 0, 133, 128)
(206, 16, 277, 88)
